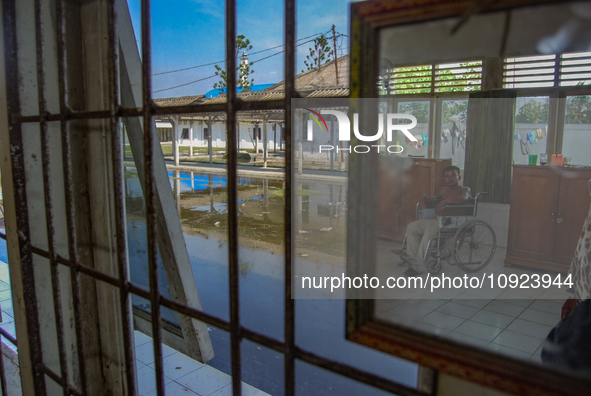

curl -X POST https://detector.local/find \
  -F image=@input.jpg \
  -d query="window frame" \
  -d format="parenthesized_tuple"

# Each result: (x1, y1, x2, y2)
(347, 1, 591, 395)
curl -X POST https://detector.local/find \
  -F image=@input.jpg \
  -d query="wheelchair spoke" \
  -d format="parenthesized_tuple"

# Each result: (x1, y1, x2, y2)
(453, 220, 496, 272)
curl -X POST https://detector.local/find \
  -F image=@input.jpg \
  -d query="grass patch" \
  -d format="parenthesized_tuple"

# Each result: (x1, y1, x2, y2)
(223, 152, 251, 162)
(271, 189, 324, 197)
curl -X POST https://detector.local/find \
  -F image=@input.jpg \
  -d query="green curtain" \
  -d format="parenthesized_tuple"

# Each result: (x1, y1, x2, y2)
(464, 90, 516, 204)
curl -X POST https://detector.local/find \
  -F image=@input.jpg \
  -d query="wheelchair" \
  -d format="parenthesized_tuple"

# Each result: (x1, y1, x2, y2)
(396, 193, 497, 274)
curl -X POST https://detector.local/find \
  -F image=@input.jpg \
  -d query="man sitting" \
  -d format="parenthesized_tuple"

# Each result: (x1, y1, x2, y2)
(403, 166, 471, 276)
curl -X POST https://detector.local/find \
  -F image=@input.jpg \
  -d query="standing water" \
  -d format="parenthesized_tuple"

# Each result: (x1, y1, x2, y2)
(124, 167, 417, 395)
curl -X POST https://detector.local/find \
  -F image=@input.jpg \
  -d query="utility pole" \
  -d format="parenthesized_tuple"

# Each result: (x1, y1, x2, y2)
(332, 24, 339, 86)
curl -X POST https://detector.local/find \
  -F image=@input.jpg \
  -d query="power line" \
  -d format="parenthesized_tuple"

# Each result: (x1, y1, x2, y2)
(250, 37, 321, 65)
(153, 32, 347, 94)
(153, 74, 217, 93)
(152, 32, 325, 76)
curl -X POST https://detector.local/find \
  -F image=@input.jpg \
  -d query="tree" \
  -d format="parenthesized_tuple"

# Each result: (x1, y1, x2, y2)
(565, 95, 591, 124)
(398, 102, 429, 123)
(301, 34, 333, 73)
(442, 100, 468, 123)
(213, 35, 255, 92)
(515, 98, 549, 123)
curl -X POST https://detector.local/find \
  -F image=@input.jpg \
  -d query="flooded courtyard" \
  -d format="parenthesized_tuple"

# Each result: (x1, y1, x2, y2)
(124, 167, 417, 395)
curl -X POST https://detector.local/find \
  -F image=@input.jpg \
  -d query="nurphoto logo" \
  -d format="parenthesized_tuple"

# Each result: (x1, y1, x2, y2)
(304, 108, 418, 154)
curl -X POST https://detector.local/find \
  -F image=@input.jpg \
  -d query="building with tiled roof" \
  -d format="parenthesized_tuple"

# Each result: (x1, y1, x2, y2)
(152, 55, 351, 164)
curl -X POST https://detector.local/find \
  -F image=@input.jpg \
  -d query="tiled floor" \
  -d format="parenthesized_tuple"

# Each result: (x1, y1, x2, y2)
(0, 259, 269, 396)
(375, 243, 565, 364)
(0, 260, 17, 355)
(133, 330, 270, 396)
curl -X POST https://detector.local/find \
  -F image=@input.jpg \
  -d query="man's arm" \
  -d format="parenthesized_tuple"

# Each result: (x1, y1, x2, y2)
(435, 187, 471, 214)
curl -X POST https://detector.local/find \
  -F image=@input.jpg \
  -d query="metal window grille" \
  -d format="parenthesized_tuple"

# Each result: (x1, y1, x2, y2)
(0, 1, 429, 396)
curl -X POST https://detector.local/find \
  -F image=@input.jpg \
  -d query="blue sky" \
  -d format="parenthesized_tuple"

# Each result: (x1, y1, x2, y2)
(127, 0, 351, 98)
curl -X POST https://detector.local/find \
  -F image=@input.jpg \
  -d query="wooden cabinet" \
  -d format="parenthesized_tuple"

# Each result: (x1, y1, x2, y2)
(377, 157, 451, 241)
(506, 165, 591, 272)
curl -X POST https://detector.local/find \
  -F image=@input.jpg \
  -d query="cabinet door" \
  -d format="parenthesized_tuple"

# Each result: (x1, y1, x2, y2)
(400, 161, 435, 230)
(553, 170, 591, 264)
(507, 168, 560, 262)
(376, 158, 451, 240)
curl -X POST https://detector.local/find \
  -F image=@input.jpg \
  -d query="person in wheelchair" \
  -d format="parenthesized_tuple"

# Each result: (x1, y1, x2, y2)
(403, 166, 471, 276)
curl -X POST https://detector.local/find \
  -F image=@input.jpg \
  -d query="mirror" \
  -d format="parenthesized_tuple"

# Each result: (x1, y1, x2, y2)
(346, 1, 591, 395)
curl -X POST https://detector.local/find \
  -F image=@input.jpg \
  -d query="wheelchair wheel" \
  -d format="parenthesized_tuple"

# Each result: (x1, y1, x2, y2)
(452, 220, 496, 273)
(427, 260, 441, 274)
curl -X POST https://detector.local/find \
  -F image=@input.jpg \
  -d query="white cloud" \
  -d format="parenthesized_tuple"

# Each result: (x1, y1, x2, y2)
(191, 0, 224, 20)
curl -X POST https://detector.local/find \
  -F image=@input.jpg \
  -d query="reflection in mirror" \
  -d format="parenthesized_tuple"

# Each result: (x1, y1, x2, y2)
(346, 0, 591, 390)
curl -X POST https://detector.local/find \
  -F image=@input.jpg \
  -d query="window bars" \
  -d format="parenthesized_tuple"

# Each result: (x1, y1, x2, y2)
(0, 0, 427, 395)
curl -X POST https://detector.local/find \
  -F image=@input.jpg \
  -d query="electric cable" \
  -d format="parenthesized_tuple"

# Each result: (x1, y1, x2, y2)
(152, 32, 325, 76)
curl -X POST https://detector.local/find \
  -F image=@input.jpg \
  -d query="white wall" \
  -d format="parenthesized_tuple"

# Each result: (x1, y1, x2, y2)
(159, 121, 283, 151)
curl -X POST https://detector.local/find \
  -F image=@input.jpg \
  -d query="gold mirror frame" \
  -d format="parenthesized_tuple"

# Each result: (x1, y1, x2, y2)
(346, 1, 591, 395)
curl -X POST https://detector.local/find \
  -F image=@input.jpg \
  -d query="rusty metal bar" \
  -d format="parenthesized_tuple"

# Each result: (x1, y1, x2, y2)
(284, 1, 296, 395)
(106, 1, 137, 394)
(296, 348, 427, 396)
(0, 328, 17, 346)
(55, 0, 89, 393)
(33, 0, 71, 393)
(42, 365, 83, 396)
(19, 108, 142, 123)
(225, 0, 241, 394)
(140, 0, 165, 395)
(16, 98, 292, 123)
(0, 337, 7, 396)
(2, 4, 48, 375)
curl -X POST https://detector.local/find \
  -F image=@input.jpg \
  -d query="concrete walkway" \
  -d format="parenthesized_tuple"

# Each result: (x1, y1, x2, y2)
(124, 160, 349, 184)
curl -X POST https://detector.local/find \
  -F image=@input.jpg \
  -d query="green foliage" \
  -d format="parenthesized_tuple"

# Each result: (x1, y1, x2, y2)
(442, 100, 468, 123)
(395, 100, 468, 125)
(565, 95, 591, 124)
(213, 35, 255, 91)
(302, 34, 334, 72)
(398, 102, 429, 123)
(515, 95, 590, 124)
(436, 63, 482, 93)
(380, 62, 481, 95)
(396, 100, 469, 124)
(515, 98, 549, 123)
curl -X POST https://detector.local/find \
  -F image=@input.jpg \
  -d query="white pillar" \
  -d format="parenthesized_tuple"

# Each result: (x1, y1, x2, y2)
(175, 170, 181, 214)
(263, 115, 268, 168)
(189, 124, 194, 156)
(208, 116, 213, 164)
(255, 127, 259, 154)
(172, 116, 179, 166)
